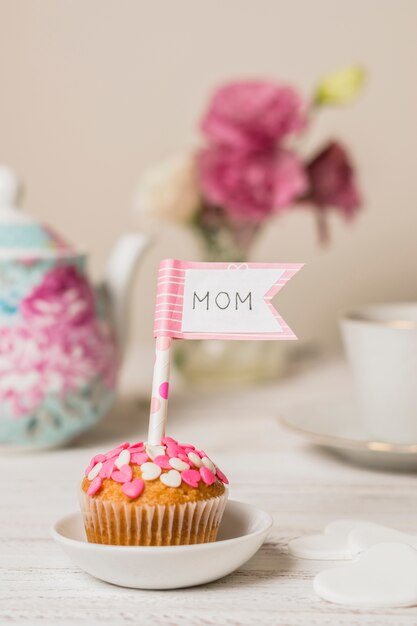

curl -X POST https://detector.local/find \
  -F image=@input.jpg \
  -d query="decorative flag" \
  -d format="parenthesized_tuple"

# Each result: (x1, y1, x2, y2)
(147, 258, 303, 444)
(154, 259, 303, 341)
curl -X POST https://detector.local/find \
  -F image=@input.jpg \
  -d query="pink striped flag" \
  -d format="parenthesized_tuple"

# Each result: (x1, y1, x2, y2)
(154, 259, 303, 340)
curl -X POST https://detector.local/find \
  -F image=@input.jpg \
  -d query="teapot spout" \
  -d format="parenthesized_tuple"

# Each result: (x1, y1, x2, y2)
(103, 233, 150, 356)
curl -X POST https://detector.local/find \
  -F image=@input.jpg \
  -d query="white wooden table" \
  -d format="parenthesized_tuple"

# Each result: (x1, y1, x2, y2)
(2, 357, 417, 625)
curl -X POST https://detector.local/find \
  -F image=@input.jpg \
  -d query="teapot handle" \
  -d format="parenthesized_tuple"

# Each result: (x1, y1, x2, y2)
(0, 166, 21, 211)
(103, 233, 150, 357)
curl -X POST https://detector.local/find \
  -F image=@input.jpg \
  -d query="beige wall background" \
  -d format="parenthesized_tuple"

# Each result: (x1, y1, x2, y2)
(0, 0, 416, 354)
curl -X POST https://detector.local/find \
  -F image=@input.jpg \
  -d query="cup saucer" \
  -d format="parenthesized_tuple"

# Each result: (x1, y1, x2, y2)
(51, 500, 272, 589)
(278, 399, 417, 471)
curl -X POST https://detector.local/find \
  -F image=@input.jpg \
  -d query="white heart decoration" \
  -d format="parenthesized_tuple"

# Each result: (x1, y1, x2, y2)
(146, 444, 166, 460)
(87, 462, 103, 481)
(160, 469, 181, 488)
(115, 449, 131, 469)
(169, 457, 190, 471)
(188, 452, 202, 468)
(349, 526, 417, 556)
(314, 542, 417, 608)
(288, 519, 384, 560)
(140, 462, 162, 481)
(201, 456, 216, 473)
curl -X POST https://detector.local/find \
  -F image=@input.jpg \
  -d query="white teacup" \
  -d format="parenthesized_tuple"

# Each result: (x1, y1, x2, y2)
(341, 303, 417, 445)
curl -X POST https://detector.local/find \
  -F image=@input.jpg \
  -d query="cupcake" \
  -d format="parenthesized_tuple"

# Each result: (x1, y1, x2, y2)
(79, 436, 228, 546)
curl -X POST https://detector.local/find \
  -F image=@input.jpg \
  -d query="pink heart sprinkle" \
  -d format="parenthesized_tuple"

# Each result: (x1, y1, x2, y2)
(111, 465, 133, 483)
(162, 436, 177, 445)
(178, 453, 190, 464)
(166, 444, 182, 458)
(131, 452, 149, 465)
(93, 453, 106, 464)
(181, 469, 201, 488)
(87, 476, 102, 496)
(99, 458, 115, 479)
(200, 466, 216, 486)
(180, 444, 195, 450)
(153, 455, 171, 469)
(196, 450, 206, 458)
(122, 479, 145, 499)
(216, 468, 229, 484)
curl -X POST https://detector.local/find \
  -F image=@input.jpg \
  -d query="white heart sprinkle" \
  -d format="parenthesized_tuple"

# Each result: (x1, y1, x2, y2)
(188, 452, 202, 468)
(201, 456, 215, 473)
(146, 444, 166, 460)
(160, 469, 181, 488)
(88, 462, 103, 481)
(115, 449, 131, 469)
(169, 457, 190, 471)
(140, 462, 162, 481)
(314, 543, 417, 607)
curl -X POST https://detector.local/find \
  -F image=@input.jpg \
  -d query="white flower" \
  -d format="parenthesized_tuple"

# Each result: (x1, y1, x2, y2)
(133, 152, 200, 223)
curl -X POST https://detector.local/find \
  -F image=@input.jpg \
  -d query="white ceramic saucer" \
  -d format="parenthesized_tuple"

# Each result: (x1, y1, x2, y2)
(279, 399, 417, 471)
(51, 500, 272, 589)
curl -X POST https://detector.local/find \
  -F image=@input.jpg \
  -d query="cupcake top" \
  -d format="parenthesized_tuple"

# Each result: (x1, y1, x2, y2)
(81, 436, 228, 505)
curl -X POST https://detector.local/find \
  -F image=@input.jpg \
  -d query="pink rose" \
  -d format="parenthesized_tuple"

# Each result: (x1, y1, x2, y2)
(21, 265, 95, 330)
(198, 145, 307, 223)
(201, 81, 306, 152)
(306, 142, 361, 217)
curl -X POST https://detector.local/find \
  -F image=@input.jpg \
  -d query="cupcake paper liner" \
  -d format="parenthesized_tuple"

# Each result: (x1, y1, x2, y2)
(79, 489, 228, 546)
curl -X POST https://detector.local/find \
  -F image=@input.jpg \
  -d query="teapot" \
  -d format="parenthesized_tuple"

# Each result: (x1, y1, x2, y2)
(0, 167, 149, 449)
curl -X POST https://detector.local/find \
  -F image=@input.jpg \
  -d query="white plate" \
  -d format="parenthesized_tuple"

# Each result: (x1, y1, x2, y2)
(51, 500, 272, 589)
(279, 399, 417, 471)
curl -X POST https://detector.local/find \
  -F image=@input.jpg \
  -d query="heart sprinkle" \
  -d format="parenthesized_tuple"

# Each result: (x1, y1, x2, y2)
(181, 469, 201, 488)
(122, 479, 145, 499)
(111, 465, 133, 483)
(201, 456, 216, 473)
(216, 468, 229, 484)
(115, 449, 131, 469)
(166, 443, 183, 458)
(169, 457, 190, 472)
(160, 469, 182, 488)
(87, 476, 102, 496)
(87, 462, 103, 481)
(200, 466, 216, 486)
(140, 462, 162, 481)
(146, 444, 166, 460)
(131, 451, 149, 465)
(188, 452, 203, 468)
(153, 455, 172, 469)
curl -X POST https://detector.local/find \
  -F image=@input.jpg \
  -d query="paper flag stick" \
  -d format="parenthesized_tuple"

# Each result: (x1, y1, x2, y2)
(147, 336, 172, 445)
(148, 258, 303, 444)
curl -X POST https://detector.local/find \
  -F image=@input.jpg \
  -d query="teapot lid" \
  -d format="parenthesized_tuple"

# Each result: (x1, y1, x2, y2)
(0, 166, 75, 259)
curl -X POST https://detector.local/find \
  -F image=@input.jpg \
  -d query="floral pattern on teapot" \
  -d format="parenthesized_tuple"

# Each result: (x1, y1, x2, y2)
(0, 257, 118, 447)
